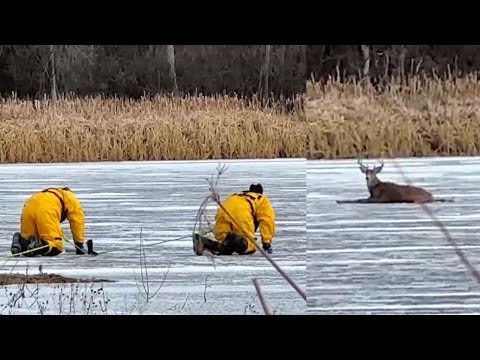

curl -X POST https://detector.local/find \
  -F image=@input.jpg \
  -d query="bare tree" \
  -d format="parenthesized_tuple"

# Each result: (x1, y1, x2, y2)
(279, 45, 286, 68)
(49, 45, 58, 101)
(398, 45, 407, 82)
(259, 45, 272, 100)
(2, 45, 305, 101)
(360, 45, 370, 77)
(264, 45, 271, 99)
(148, 45, 162, 94)
(166, 45, 179, 96)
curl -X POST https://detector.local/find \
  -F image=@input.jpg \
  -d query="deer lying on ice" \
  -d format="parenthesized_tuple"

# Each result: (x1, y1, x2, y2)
(336, 159, 453, 204)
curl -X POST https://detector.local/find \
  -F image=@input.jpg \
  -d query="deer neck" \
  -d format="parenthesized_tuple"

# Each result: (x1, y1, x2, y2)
(367, 177, 381, 194)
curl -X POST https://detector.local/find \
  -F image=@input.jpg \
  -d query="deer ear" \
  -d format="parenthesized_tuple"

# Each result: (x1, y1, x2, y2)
(374, 166, 383, 174)
(359, 166, 367, 174)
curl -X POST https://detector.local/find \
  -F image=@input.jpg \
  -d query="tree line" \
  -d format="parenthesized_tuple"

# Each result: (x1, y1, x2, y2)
(307, 45, 480, 84)
(0, 45, 306, 103)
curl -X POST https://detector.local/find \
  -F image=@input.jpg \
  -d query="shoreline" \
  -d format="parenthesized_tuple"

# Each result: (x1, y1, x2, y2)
(306, 154, 480, 162)
(0, 158, 306, 167)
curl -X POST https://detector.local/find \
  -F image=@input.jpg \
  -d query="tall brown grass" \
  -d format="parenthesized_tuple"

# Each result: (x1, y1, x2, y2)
(307, 75, 480, 159)
(0, 95, 305, 163)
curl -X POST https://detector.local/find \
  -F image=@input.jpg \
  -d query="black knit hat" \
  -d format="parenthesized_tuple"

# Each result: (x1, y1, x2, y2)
(249, 183, 263, 194)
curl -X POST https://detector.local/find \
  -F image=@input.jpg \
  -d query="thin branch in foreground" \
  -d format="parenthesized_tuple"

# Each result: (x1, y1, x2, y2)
(391, 160, 480, 286)
(192, 196, 213, 239)
(252, 278, 272, 315)
(203, 275, 209, 303)
(134, 227, 171, 303)
(180, 293, 190, 311)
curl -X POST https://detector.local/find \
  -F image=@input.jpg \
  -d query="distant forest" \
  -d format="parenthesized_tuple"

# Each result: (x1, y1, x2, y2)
(307, 45, 480, 83)
(0, 45, 306, 103)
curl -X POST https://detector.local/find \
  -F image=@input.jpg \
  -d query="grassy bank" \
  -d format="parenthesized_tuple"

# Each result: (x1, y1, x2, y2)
(0, 95, 305, 163)
(307, 75, 480, 159)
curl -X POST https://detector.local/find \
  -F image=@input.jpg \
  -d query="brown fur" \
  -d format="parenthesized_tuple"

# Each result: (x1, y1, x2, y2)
(368, 180, 434, 203)
(359, 159, 434, 204)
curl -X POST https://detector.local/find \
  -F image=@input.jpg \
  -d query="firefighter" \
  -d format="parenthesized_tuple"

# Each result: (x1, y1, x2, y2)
(11, 187, 96, 257)
(194, 183, 276, 256)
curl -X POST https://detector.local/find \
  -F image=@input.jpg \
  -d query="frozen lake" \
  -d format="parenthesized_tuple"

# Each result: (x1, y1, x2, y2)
(308, 156, 480, 314)
(0, 159, 306, 315)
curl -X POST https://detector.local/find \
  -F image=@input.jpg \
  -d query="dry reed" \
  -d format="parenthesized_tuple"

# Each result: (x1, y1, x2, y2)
(0, 94, 305, 163)
(307, 74, 480, 159)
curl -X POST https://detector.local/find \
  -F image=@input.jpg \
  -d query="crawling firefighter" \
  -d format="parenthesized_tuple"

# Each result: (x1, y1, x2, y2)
(11, 187, 97, 257)
(193, 183, 276, 256)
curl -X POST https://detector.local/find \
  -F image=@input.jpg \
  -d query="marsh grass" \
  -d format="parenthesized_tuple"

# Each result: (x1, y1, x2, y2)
(307, 75, 480, 159)
(0, 94, 305, 163)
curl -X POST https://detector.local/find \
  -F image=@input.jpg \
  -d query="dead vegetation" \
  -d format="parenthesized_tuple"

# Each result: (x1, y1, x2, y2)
(0, 232, 168, 315)
(0, 273, 114, 285)
(307, 75, 480, 159)
(0, 282, 111, 315)
(0, 94, 305, 163)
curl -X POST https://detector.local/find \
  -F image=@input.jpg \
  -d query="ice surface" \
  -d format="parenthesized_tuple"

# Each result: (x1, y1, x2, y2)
(307, 156, 480, 314)
(0, 159, 306, 315)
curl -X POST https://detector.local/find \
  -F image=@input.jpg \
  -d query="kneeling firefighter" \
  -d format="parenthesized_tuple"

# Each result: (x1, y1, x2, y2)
(11, 187, 97, 257)
(194, 183, 276, 256)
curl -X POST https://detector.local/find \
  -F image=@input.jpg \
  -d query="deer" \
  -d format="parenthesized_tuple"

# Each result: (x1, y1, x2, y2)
(336, 159, 453, 204)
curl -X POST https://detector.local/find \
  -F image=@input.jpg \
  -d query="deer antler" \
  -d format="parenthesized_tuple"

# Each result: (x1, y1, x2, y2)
(376, 158, 384, 169)
(373, 159, 384, 174)
(358, 159, 369, 172)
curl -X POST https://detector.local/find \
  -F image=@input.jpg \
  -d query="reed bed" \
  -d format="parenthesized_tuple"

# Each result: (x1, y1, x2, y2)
(307, 74, 480, 159)
(0, 95, 305, 163)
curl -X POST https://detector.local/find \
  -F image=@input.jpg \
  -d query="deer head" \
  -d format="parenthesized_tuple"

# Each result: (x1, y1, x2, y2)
(358, 159, 384, 188)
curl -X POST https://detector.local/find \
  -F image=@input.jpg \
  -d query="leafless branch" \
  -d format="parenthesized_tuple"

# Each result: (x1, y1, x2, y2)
(180, 293, 190, 311)
(203, 275, 209, 303)
(252, 278, 272, 315)
(391, 160, 480, 285)
(134, 227, 170, 303)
